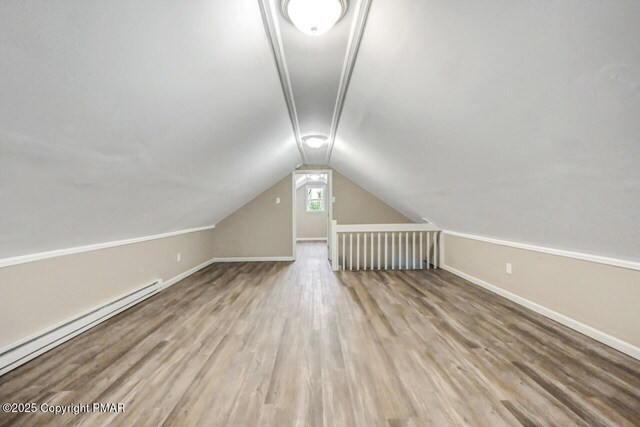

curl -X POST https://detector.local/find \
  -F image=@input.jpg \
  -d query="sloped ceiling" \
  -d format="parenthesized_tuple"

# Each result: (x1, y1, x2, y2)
(0, 0, 300, 258)
(258, 0, 371, 164)
(2, 0, 639, 264)
(332, 0, 640, 262)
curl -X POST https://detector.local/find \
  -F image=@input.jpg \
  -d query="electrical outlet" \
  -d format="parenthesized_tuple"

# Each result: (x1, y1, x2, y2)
(506, 262, 512, 274)
(276, 197, 281, 204)
(177, 253, 181, 262)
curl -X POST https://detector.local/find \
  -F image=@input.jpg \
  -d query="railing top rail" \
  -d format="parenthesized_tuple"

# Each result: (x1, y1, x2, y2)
(333, 223, 440, 233)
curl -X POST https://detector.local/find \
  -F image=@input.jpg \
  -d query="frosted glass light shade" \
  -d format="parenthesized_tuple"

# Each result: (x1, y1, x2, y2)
(286, 0, 344, 36)
(305, 136, 326, 148)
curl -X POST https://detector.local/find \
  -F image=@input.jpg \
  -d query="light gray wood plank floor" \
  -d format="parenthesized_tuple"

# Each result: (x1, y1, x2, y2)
(1, 242, 638, 426)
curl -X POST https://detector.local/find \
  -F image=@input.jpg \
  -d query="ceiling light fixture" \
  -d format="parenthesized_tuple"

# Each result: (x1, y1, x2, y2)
(304, 135, 327, 148)
(282, 0, 348, 36)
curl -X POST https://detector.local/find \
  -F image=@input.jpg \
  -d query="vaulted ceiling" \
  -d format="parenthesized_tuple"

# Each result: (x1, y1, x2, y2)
(0, 0, 300, 258)
(1, 0, 639, 262)
(332, 0, 640, 262)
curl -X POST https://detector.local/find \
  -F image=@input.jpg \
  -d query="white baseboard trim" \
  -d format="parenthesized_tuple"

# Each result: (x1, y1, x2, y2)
(0, 225, 216, 269)
(213, 256, 294, 262)
(0, 257, 216, 377)
(162, 258, 216, 289)
(296, 238, 327, 242)
(441, 263, 640, 361)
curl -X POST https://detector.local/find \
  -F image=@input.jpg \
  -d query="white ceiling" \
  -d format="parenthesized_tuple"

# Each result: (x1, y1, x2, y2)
(1, 0, 639, 264)
(332, 0, 640, 262)
(295, 173, 328, 189)
(0, 0, 299, 258)
(260, 0, 370, 164)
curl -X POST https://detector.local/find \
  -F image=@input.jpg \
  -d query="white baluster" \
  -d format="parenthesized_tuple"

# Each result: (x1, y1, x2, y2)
(434, 232, 439, 268)
(356, 233, 360, 271)
(405, 232, 409, 269)
(412, 232, 416, 269)
(398, 233, 402, 269)
(370, 233, 374, 270)
(419, 232, 423, 269)
(363, 233, 367, 270)
(384, 233, 388, 270)
(391, 232, 395, 270)
(377, 233, 381, 270)
(349, 233, 353, 271)
(426, 232, 430, 269)
(342, 233, 347, 270)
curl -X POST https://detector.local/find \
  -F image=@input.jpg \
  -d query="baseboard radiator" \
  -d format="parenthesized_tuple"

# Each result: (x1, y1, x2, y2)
(0, 279, 162, 376)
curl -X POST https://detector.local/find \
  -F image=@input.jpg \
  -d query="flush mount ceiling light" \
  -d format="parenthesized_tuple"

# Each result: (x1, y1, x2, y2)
(281, 0, 348, 36)
(304, 135, 327, 148)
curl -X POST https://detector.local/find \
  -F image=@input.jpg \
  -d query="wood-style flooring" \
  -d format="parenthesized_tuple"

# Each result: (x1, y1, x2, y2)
(1, 242, 639, 426)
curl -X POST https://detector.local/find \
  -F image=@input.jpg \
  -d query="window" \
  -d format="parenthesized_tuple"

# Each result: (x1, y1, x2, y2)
(306, 186, 325, 212)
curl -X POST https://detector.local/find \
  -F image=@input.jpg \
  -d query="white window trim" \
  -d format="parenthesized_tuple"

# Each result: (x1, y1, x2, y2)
(306, 184, 326, 213)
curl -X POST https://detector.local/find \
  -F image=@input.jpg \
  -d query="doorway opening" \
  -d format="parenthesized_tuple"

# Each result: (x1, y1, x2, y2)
(292, 170, 333, 261)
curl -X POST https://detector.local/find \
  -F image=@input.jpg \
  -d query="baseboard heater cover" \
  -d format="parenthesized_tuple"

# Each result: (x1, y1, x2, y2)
(0, 279, 162, 377)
